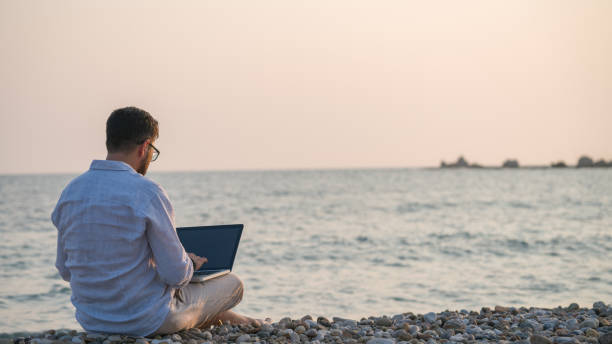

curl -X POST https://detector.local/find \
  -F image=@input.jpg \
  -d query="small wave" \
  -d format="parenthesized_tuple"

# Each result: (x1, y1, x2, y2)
(355, 235, 370, 243)
(505, 239, 529, 250)
(5, 284, 71, 302)
(398, 255, 421, 261)
(388, 296, 416, 302)
(396, 202, 438, 214)
(429, 231, 477, 240)
(524, 281, 567, 293)
(508, 201, 534, 209)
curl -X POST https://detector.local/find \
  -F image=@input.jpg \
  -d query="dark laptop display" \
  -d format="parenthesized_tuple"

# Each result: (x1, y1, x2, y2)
(177, 224, 243, 273)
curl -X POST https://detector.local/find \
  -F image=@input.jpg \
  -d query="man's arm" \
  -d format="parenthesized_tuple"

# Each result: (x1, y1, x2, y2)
(55, 231, 71, 282)
(52, 204, 71, 282)
(145, 189, 193, 288)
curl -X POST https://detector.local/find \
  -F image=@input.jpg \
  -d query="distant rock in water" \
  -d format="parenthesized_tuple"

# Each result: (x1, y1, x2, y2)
(593, 159, 612, 167)
(577, 155, 594, 168)
(551, 161, 567, 168)
(440, 156, 477, 168)
(502, 159, 519, 168)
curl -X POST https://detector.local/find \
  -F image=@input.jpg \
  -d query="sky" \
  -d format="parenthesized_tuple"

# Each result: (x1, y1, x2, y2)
(0, 0, 611, 174)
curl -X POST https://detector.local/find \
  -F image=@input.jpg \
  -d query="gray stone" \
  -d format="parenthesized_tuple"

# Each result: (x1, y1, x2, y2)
(71, 337, 83, 344)
(280, 329, 294, 337)
(407, 325, 420, 334)
(450, 334, 465, 342)
(294, 325, 306, 334)
(317, 316, 331, 327)
(394, 329, 412, 341)
(600, 333, 612, 344)
(375, 317, 393, 327)
(366, 339, 395, 344)
(107, 335, 122, 342)
(566, 319, 579, 331)
(330, 329, 342, 336)
(31, 339, 52, 344)
(444, 319, 465, 330)
(580, 318, 600, 329)
(170, 334, 181, 341)
(305, 329, 318, 338)
(151, 340, 171, 344)
(85, 333, 106, 340)
(424, 312, 437, 323)
(585, 329, 599, 338)
(568, 303, 580, 311)
(255, 330, 270, 338)
(438, 327, 451, 339)
(531, 335, 553, 344)
(201, 331, 212, 340)
(235, 334, 250, 343)
(554, 337, 579, 344)
(288, 332, 300, 343)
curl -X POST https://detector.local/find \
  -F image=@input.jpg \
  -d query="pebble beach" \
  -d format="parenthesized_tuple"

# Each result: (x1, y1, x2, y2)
(3, 302, 611, 344)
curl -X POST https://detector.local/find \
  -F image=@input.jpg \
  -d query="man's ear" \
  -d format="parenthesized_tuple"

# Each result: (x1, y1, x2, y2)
(137, 140, 149, 158)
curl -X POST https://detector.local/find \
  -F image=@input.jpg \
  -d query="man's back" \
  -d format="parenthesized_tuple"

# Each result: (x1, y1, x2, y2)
(52, 160, 193, 336)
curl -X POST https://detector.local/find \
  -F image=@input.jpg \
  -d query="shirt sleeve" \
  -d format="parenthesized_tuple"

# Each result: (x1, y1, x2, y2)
(145, 188, 193, 288)
(52, 204, 71, 282)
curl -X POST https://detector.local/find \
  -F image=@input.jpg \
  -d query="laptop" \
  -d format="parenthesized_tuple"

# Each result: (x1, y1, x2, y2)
(177, 224, 244, 283)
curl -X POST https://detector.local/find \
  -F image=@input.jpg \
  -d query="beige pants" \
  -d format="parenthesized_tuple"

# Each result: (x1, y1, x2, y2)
(151, 273, 244, 335)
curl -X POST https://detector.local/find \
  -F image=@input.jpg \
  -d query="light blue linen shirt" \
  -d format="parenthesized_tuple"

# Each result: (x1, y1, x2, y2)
(51, 160, 193, 336)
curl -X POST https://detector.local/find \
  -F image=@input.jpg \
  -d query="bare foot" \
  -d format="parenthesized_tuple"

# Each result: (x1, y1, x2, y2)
(207, 310, 261, 327)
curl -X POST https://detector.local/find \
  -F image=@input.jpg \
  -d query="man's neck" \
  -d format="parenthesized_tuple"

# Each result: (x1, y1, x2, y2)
(106, 153, 139, 172)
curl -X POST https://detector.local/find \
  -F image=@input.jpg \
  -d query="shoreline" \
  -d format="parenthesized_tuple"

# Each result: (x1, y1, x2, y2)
(3, 302, 611, 344)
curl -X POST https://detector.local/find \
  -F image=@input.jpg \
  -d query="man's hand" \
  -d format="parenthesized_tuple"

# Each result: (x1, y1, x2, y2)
(187, 252, 208, 271)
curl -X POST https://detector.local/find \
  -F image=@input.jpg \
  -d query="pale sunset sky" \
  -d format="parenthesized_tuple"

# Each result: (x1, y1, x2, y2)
(0, 0, 610, 174)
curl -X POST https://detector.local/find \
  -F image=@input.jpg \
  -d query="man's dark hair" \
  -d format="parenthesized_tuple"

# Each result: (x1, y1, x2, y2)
(106, 107, 159, 153)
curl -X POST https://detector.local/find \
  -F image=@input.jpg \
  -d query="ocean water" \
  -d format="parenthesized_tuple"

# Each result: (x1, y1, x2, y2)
(0, 168, 611, 333)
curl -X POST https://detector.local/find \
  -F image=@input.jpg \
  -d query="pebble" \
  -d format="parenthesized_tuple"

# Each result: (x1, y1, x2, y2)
(107, 335, 122, 342)
(5, 301, 612, 344)
(444, 318, 465, 329)
(305, 329, 318, 337)
(317, 316, 331, 327)
(531, 335, 553, 344)
(374, 317, 393, 327)
(235, 334, 250, 343)
(580, 318, 599, 329)
(599, 333, 612, 344)
(553, 337, 579, 344)
(366, 339, 394, 344)
(424, 312, 436, 323)
(201, 331, 212, 340)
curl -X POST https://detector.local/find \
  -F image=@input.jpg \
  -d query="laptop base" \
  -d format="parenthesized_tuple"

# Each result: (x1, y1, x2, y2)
(190, 269, 230, 283)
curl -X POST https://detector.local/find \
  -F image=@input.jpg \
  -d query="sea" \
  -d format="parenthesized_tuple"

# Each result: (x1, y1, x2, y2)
(0, 168, 611, 334)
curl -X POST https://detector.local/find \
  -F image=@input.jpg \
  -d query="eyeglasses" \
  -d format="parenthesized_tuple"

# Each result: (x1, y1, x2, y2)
(149, 143, 160, 161)
(138, 139, 160, 161)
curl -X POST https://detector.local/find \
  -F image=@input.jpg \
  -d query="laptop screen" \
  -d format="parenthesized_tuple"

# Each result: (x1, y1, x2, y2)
(176, 224, 243, 271)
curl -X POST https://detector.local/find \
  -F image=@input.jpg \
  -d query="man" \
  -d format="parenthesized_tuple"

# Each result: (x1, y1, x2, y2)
(52, 107, 257, 336)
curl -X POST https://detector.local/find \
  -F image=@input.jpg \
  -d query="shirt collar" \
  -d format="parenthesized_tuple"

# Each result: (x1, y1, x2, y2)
(90, 160, 136, 172)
